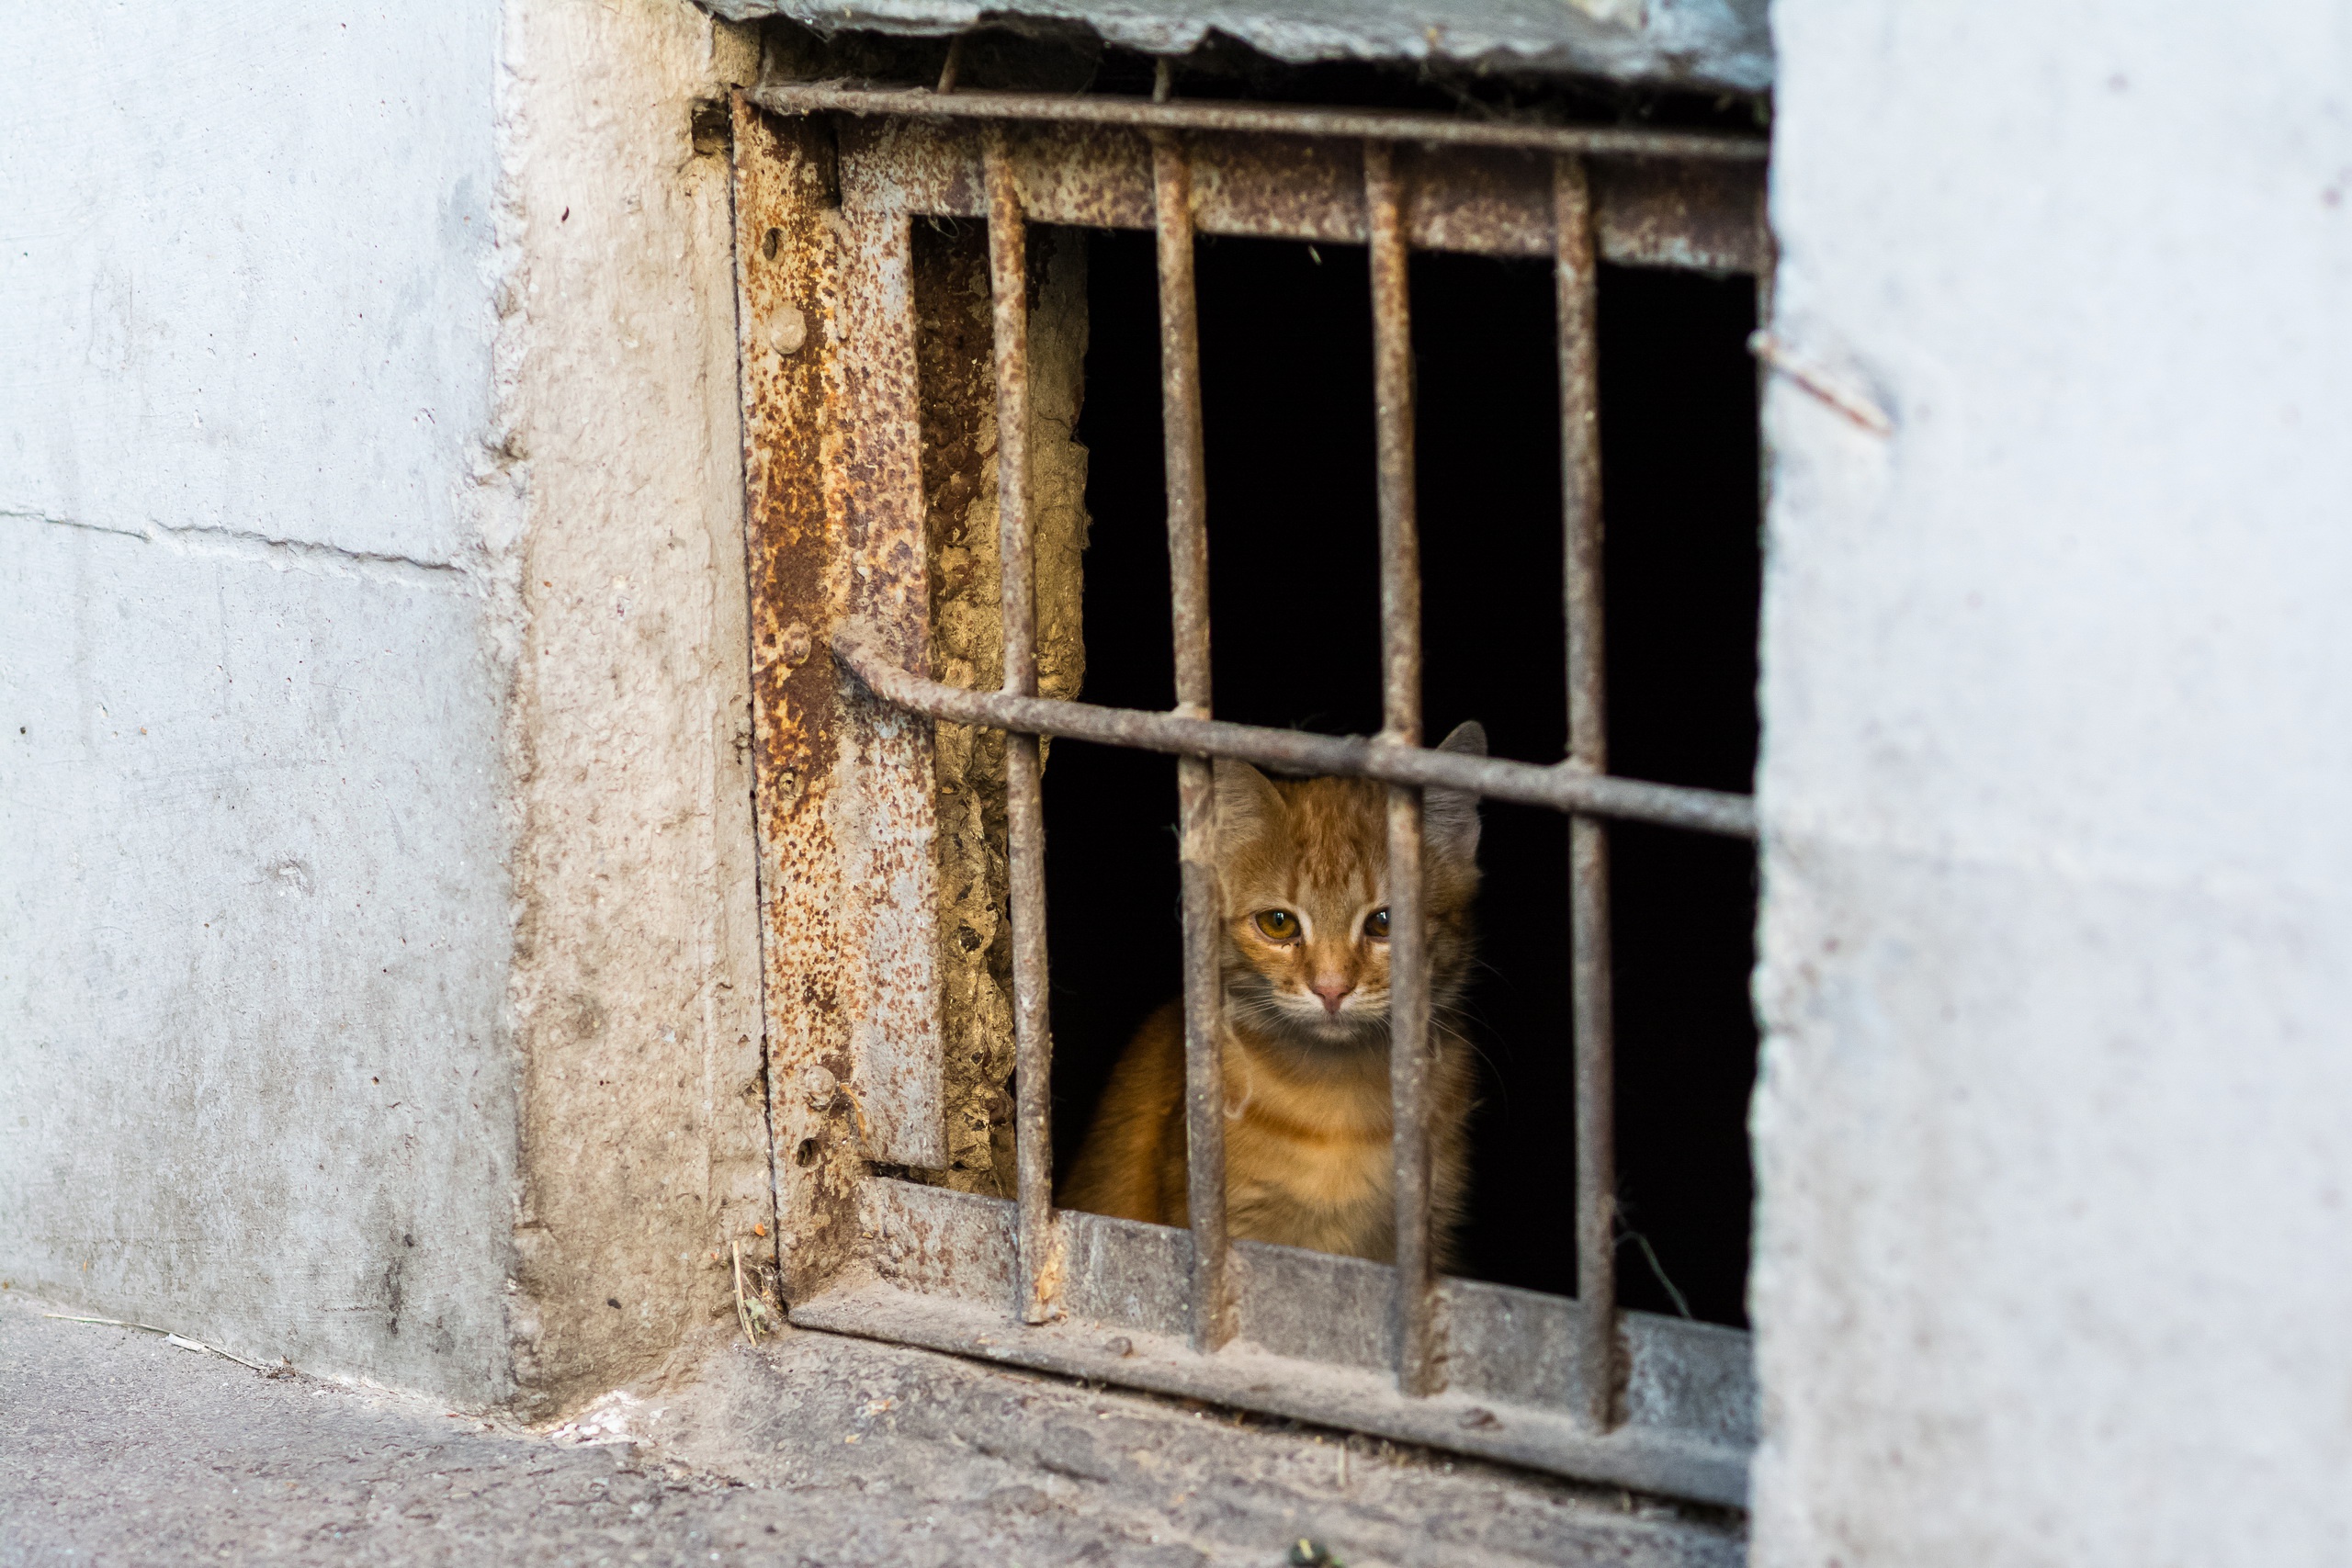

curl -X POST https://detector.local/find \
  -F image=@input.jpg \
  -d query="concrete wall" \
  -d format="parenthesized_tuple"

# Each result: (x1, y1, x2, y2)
(1, 0, 768, 1410)
(495, 0, 772, 1415)
(2, 0, 519, 1400)
(15, 0, 2351, 1542)
(1751, 4, 2352, 1563)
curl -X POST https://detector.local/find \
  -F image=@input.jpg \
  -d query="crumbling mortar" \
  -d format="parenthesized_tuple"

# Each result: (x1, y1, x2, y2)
(913, 219, 1090, 1197)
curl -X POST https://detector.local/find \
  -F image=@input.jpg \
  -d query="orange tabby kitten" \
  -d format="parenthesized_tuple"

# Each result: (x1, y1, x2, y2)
(1059, 723, 1486, 1266)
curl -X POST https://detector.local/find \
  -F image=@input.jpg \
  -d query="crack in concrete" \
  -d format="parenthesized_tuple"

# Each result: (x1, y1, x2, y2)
(3, 506, 476, 592)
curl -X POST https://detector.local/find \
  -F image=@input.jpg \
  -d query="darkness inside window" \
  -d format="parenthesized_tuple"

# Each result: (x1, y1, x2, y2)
(1040, 227, 1759, 1327)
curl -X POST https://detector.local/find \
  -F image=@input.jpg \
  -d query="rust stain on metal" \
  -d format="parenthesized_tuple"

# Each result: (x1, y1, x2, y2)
(1152, 130, 1236, 1357)
(775, 112, 1760, 272)
(1000, 123, 1158, 233)
(730, 94, 862, 1302)
(752, 84, 1769, 164)
(802, 1180, 1760, 1506)
(830, 118, 951, 1169)
(1365, 141, 1442, 1401)
(1589, 157, 1769, 275)
(734, 91, 1766, 1496)
(865, 1177, 1015, 1303)
(1556, 153, 1626, 1434)
(831, 623, 1758, 840)
(982, 131, 1065, 1329)
(1187, 131, 1367, 243)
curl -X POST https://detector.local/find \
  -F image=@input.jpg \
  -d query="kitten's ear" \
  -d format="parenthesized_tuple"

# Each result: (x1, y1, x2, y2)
(1425, 721, 1487, 863)
(1436, 721, 1487, 759)
(1212, 757, 1283, 851)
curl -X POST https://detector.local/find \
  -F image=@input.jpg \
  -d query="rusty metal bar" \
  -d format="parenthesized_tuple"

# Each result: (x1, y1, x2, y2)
(807, 114, 1768, 273)
(1366, 141, 1441, 1401)
(1556, 154, 1621, 1431)
(794, 1177, 1758, 1506)
(1153, 131, 1233, 1356)
(797, 1177, 1758, 1505)
(830, 624, 1757, 839)
(1754, 176, 1778, 516)
(753, 83, 1770, 163)
(987, 134, 1059, 1325)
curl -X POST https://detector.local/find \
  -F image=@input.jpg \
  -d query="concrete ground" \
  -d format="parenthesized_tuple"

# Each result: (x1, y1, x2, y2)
(0, 1289, 1740, 1567)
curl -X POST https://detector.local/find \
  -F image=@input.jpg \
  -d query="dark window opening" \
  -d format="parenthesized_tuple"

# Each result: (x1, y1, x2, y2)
(1041, 227, 1759, 1328)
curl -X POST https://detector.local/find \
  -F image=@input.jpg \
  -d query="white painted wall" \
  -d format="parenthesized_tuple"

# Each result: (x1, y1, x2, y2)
(1752, 4, 2352, 1563)
(3, 6, 506, 565)
(0, 0, 766, 1407)
(2, 0, 518, 1398)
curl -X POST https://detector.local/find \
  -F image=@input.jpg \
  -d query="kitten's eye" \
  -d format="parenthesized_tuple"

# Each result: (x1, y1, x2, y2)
(1253, 909, 1301, 941)
(1365, 908, 1390, 941)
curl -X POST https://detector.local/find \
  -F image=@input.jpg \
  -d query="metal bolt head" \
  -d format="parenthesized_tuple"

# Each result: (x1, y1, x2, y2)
(799, 1064, 838, 1110)
(778, 622, 813, 670)
(767, 305, 808, 357)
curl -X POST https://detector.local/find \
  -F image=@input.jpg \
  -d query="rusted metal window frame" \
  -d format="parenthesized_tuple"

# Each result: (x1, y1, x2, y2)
(730, 83, 1767, 1507)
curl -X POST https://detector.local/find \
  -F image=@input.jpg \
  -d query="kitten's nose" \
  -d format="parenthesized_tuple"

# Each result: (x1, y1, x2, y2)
(1310, 979, 1352, 1016)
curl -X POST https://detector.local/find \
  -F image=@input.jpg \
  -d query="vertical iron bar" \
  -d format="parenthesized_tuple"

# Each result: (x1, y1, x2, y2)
(1555, 153, 1620, 1431)
(1366, 141, 1439, 1399)
(1154, 131, 1232, 1354)
(987, 133, 1057, 1325)
(1754, 177, 1777, 532)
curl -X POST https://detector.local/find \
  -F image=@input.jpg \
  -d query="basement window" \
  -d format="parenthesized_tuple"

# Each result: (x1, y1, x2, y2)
(729, 64, 1766, 1507)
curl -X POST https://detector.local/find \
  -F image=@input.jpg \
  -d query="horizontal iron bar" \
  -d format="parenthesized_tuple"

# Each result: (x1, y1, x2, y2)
(797, 1179, 1758, 1507)
(833, 624, 1757, 839)
(753, 83, 1770, 163)
(792, 1281, 1749, 1508)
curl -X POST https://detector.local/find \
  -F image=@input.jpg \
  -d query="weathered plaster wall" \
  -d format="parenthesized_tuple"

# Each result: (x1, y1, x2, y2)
(1752, 5, 2352, 1563)
(495, 0, 773, 1414)
(2, 0, 770, 1409)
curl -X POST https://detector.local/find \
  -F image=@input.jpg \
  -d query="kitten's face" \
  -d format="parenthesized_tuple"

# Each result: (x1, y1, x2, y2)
(1211, 727, 1484, 1053)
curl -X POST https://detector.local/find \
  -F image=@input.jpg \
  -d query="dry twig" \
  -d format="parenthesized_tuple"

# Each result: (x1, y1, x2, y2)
(730, 1240, 758, 1345)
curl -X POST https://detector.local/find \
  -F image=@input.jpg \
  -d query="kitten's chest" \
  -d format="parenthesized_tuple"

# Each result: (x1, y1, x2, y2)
(1263, 1133, 1390, 1211)
(1225, 1072, 1394, 1216)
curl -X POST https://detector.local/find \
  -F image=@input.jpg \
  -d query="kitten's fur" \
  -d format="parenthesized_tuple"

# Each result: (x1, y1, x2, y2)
(1059, 723, 1485, 1265)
